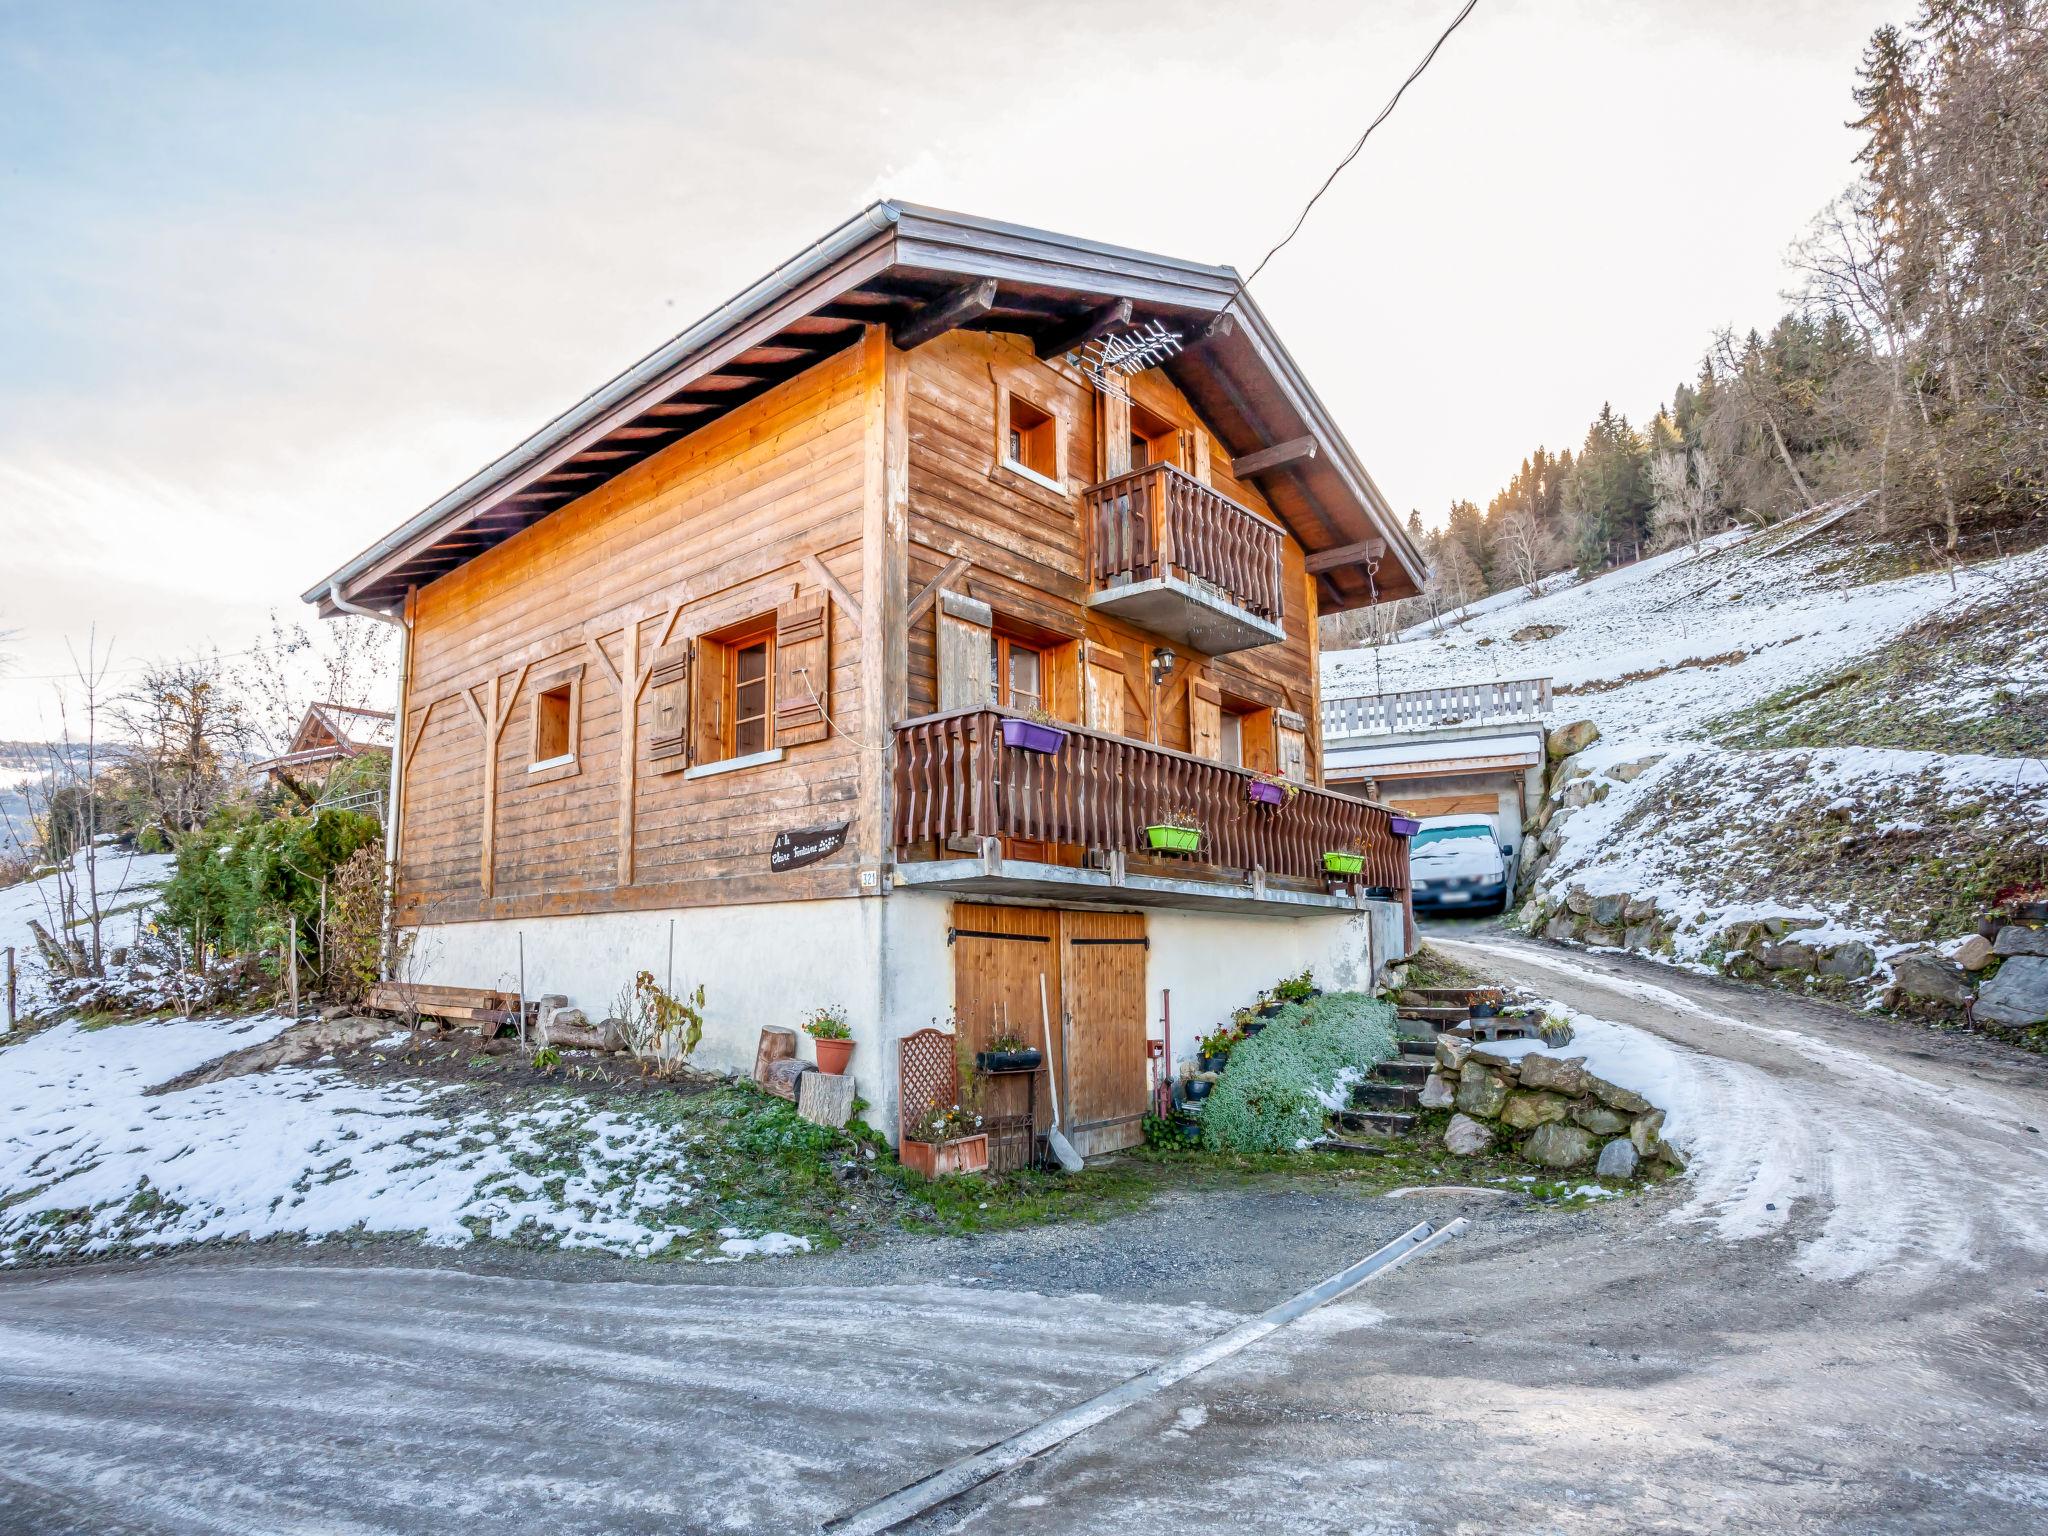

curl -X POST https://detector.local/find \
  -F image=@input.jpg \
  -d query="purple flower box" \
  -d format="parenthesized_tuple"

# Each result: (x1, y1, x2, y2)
(1389, 815, 1422, 837)
(1000, 717, 1068, 754)
(1244, 779, 1287, 807)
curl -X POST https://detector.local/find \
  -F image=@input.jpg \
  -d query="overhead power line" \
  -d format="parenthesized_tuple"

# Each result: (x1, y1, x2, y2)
(1240, 0, 1482, 293)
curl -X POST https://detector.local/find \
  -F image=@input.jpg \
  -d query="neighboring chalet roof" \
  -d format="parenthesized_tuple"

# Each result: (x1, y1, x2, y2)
(251, 702, 395, 775)
(304, 202, 1426, 617)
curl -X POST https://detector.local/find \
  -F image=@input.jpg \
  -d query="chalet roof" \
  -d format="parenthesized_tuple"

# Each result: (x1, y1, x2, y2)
(251, 702, 395, 774)
(304, 202, 1426, 615)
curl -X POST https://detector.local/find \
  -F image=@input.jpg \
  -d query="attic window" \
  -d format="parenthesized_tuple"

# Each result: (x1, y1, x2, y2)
(1005, 394, 1059, 483)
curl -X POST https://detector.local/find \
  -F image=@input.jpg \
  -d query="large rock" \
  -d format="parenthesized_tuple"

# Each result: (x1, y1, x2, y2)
(1500, 1091, 1568, 1129)
(1892, 951, 1973, 1007)
(1993, 925, 2048, 958)
(1975, 957, 2048, 1028)
(1953, 935, 1994, 972)
(1547, 719, 1600, 759)
(1517, 1053, 1589, 1095)
(1596, 1138, 1640, 1178)
(1543, 913, 1580, 943)
(1435, 1035, 1473, 1072)
(1608, 755, 1665, 784)
(1585, 1074, 1651, 1114)
(1523, 1121, 1596, 1168)
(1581, 925, 1623, 948)
(1757, 939, 1819, 973)
(1589, 892, 1627, 928)
(1572, 1101, 1632, 1135)
(1562, 779, 1610, 809)
(1443, 1114, 1493, 1156)
(1717, 920, 1764, 956)
(1623, 923, 1661, 952)
(1565, 885, 1595, 916)
(1629, 1109, 1667, 1158)
(1622, 894, 1660, 924)
(1456, 1063, 1511, 1119)
(1469, 1046, 1523, 1072)
(1419, 1072, 1457, 1109)
(1817, 941, 1875, 980)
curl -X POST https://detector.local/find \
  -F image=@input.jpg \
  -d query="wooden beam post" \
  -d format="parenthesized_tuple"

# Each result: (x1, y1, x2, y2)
(856, 324, 909, 888)
(1304, 537, 1388, 575)
(1035, 297, 1132, 360)
(890, 278, 997, 351)
(802, 551, 865, 632)
(1231, 435, 1319, 478)
(470, 662, 532, 901)
(905, 554, 970, 629)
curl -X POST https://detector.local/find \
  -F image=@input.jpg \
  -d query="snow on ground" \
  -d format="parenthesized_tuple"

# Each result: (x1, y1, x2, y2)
(1332, 522, 2048, 971)
(0, 1011, 805, 1264)
(0, 847, 174, 1021)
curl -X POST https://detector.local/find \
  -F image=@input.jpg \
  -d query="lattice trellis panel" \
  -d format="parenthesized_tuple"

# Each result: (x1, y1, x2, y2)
(898, 1027, 960, 1139)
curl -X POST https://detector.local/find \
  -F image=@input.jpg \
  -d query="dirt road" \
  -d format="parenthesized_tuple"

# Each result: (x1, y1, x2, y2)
(4, 942, 2045, 1533)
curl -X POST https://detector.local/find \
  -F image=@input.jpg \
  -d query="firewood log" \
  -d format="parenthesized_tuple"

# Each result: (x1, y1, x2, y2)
(753, 1026, 798, 1084)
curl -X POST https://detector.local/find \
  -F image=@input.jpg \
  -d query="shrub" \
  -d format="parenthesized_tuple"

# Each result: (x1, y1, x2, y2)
(802, 1004, 850, 1040)
(158, 804, 383, 972)
(1202, 992, 1396, 1154)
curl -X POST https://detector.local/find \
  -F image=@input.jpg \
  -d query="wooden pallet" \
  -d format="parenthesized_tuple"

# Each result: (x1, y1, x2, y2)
(365, 981, 520, 1035)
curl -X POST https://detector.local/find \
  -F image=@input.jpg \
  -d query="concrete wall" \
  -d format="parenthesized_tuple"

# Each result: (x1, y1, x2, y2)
(411, 891, 1408, 1142)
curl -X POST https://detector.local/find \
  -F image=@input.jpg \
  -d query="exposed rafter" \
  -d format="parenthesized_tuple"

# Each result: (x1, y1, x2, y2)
(1231, 435, 1319, 478)
(1035, 297, 1132, 360)
(889, 278, 998, 351)
(1304, 537, 1387, 575)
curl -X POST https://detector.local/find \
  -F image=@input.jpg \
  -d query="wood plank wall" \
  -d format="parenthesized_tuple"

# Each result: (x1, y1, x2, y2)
(904, 331, 1322, 773)
(395, 340, 876, 926)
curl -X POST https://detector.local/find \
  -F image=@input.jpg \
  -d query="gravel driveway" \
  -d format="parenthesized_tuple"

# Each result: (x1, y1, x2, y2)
(4, 940, 2045, 1533)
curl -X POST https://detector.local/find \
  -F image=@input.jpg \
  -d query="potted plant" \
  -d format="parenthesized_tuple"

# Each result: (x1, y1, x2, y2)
(1183, 1075, 1214, 1101)
(1145, 807, 1203, 854)
(803, 1004, 854, 1074)
(999, 705, 1069, 755)
(1468, 987, 1505, 1020)
(1234, 1003, 1268, 1037)
(1195, 1025, 1239, 1073)
(1322, 838, 1367, 875)
(1272, 968, 1317, 1004)
(975, 1031, 1043, 1073)
(1389, 814, 1422, 837)
(1244, 771, 1296, 808)
(899, 1101, 988, 1177)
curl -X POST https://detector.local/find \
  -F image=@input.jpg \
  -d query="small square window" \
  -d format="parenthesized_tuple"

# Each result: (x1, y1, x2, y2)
(1005, 394, 1058, 482)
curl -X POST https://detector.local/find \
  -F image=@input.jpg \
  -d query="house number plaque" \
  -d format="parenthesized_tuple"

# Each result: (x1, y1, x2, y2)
(770, 822, 849, 873)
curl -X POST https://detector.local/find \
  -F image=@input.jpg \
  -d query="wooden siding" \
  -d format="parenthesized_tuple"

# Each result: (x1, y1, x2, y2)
(904, 331, 1323, 777)
(394, 337, 878, 925)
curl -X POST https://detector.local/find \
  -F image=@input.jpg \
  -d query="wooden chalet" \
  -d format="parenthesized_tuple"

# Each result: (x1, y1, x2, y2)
(251, 702, 394, 804)
(307, 203, 1426, 1153)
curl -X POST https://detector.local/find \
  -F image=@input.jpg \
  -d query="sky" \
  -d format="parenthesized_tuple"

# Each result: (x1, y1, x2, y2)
(0, 0, 1900, 739)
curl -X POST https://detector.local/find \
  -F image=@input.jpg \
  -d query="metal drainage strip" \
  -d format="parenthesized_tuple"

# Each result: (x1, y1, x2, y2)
(824, 1217, 1468, 1535)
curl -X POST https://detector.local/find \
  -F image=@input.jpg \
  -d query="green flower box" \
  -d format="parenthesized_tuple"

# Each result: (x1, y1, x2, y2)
(1322, 851, 1365, 875)
(1146, 824, 1202, 854)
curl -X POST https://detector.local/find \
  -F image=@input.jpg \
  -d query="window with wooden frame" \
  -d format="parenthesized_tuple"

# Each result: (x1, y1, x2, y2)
(996, 384, 1064, 493)
(1129, 401, 1180, 470)
(526, 667, 582, 782)
(694, 617, 776, 766)
(990, 633, 1046, 713)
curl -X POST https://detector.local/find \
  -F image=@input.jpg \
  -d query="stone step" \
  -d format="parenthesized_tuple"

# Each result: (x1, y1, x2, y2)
(1403, 986, 1481, 1004)
(1375, 1057, 1432, 1084)
(1331, 1107, 1418, 1135)
(1396, 1004, 1469, 1024)
(1397, 1038, 1439, 1057)
(1352, 1081, 1422, 1111)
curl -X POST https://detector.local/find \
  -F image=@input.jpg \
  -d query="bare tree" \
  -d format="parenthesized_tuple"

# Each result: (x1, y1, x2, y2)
(1649, 449, 1723, 552)
(112, 654, 257, 847)
(238, 611, 397, 760)
(1488, 506, 1562, 595)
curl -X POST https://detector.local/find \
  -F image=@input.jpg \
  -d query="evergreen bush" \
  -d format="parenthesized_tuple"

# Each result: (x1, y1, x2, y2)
(159, 804, 383, 966)
(1201, 992, 1396, 1154)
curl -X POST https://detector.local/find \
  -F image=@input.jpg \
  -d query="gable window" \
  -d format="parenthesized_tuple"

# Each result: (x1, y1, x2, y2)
(526, 667, 583, 782)
(991, 634, 1045, 713)
(1003, 392, 1060, 485)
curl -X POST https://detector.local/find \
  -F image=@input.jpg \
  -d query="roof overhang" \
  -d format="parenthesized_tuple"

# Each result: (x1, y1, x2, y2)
(305, 202, 1425, 617)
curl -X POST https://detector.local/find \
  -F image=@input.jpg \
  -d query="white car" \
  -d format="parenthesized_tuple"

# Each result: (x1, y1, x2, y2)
(1408, 815, 1513, 915)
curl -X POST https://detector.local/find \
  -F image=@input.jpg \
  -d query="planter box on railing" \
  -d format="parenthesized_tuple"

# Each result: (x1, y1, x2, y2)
(1147, 825, 1203, 854)
(1389, 815, 1421, 837)
(1245, 779, 1288, 807)
(1323, 851, 1365, 875)
(999, 717, 1068, 754)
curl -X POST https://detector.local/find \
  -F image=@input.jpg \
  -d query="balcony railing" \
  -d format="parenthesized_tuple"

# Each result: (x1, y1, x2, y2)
(1323, 677, 1553, 740)
(893, 708, 1409, 894)
(1083, 463, 1286, 632)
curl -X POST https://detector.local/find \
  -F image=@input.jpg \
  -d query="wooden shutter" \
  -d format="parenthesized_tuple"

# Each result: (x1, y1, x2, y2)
(1275, 707, 1308, 781)
(692, 636, 727, 765)
(937, 591, 994, 712)
(1083, 641, 1125, 736)
(1240, 706, 1278, 774)
(647, 641, 692, 771)
(1189, 673, 1223, 761)
(773, 596, 831, 746)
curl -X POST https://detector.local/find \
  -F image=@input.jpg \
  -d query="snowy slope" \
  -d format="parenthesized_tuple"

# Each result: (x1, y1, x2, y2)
(1328, 524, 2048, 981)
(0, 849, 174, 1021)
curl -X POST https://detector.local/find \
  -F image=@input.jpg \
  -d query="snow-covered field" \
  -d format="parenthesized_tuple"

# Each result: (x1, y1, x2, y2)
(0, 847, 174, 1021)
(1330, 523, 2048, 981)
(0, 1010, 808, 1264)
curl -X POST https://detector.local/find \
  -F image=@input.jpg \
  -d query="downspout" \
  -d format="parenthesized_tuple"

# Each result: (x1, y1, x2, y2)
(328, 582, 412, 980)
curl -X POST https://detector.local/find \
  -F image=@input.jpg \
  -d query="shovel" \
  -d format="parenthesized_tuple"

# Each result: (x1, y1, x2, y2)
(1041, 974, 1082, 1172)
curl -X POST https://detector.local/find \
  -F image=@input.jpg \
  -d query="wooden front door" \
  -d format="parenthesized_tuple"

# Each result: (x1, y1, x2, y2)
(1057, 910, 1149, 1155)
(950, 904, 1063, 1160)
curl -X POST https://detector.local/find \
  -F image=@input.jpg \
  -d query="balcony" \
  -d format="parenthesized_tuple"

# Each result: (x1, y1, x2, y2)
(891, 708, 1409, 914)
(1322, 676, 1553, 740)
(1081, 463, 1287, 656)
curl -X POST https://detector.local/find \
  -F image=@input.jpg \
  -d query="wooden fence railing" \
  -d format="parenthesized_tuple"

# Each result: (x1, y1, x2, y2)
(1082, 463, 1286, 622)
(1322, 677, 1553, 739)
(893, 709, 1408, 892)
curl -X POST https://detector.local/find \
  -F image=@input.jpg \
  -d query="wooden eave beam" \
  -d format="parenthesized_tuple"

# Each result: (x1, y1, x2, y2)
(890, 278, 999, 351)
(1231, 435, 1319, 478)
(1034, 297, 1133, 360)
(1305, 537, 1387, 575)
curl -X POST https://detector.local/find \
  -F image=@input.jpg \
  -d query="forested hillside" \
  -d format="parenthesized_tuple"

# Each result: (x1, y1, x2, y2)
(1332, 1, 2047, 645)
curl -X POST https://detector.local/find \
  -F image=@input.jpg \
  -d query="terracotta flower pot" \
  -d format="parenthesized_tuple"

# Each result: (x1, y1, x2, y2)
(812, 1035, 855, 1075)
(900, 1133, 989, 1178)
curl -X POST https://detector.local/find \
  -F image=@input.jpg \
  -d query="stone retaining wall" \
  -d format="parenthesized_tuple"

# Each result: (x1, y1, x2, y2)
(1425, 1036, 1681, 1179)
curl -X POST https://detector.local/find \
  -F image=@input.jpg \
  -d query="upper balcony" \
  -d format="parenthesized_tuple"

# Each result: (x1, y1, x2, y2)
(1081, 463, 1287, 656)
(891, 708, 1409, 914)
(1322, 676, 1554, 742)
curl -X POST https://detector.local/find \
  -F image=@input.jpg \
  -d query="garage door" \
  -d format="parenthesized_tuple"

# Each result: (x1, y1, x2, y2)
(1389, 793, 1497, 819)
